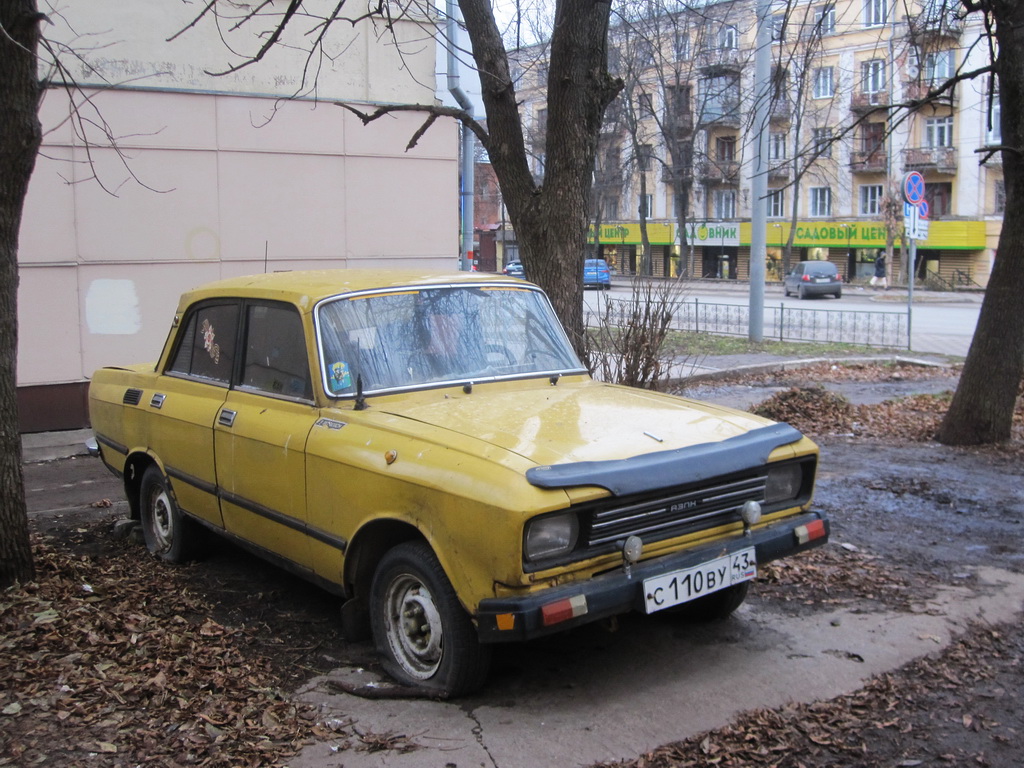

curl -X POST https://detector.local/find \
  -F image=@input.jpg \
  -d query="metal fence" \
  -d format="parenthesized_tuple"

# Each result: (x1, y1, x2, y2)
(602, 298, 910, 350)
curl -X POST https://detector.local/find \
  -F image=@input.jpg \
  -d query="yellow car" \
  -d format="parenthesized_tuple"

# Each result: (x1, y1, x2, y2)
(89, 270, 828, 697)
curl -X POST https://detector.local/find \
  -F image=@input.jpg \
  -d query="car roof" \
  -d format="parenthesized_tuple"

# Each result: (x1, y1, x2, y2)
(177, 269, 531, 313)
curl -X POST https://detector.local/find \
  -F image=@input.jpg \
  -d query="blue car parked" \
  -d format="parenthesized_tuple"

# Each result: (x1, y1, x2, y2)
(584, 258, 611, 290)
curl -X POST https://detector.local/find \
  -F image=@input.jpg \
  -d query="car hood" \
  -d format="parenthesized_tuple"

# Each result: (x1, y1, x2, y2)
(373, 379, 779, 469)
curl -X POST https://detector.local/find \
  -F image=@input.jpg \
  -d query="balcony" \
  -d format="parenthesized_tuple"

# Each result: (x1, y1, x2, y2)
(594, 168, 623, 189)
(908, 12, 964, 42)
(698, 100, 741, 128)
(666, 110, 694, 136)
(850, 90, 889, 113)
(770, 98, 792, 123)
(767, 164, 791, 183)
(849, 150, 887, 173)
(661, 164, 695, 185)
(696, 47, 743, 75)
(700, 160, 741, 184)
(903, 146, 958, 174)
(903, 80, 957, 107)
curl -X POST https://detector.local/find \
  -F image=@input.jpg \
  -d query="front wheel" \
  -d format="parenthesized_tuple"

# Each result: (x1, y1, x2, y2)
(370, 541, 491, 697)
(139, 466, 201, 563)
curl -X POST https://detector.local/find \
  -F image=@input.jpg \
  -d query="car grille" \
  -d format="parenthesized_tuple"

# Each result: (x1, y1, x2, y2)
(585, 473, 766, 550)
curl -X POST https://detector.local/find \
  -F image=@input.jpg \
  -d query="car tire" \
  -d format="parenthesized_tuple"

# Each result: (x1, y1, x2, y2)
(798, 285, 807, 300)
(673, 581, 750, 622)
(835, 289, 842, 299)
(783, 285, 790, 297)
(370, 541, 491, 698)
(139, 465, 202, 563)
(604, 283, 611, 291)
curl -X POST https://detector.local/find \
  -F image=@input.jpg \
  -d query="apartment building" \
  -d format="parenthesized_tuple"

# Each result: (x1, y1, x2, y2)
(511, 0, 1001, 288)
(18, 3, 458, 432)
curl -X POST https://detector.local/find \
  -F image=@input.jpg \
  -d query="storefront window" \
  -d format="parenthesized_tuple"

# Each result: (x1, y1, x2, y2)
(854, 248, 881, 279)
(807, 247, 829, 261)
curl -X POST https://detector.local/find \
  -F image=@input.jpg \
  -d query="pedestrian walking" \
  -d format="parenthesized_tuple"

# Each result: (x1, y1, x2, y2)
(870, 252, 888, 289)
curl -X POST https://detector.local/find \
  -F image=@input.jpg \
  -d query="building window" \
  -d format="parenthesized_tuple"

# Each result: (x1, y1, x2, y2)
(638, 144, 654, 171)
(988, 95, 1002, 144)
(537, 59, 549, 84)
(925, 182, 952, 217)
(813, 127, 833, 158)
(768, 189, 785, 218)
(637, 93, 654, 118)
(713, 189, 737, 219)
(605, 198, 619, 220)
(675, 31, 690, 60)
(862, 122, 885, 154)
(640, 194, 654, 218)
(810, 187, 832, 217)
(813, 67, 834, 98)
(925, 116, 953, 147)
(716, 136, 737, 162)
(859, 184, 883, 215)
(769, 132, 787, 161)
(720, 24, 738, 50)
(771, 14, 787, 42)
(635, 39, 655, 71)
(925, 50, 954, 83)
(815, 4, 836, 35)
(864, 0, 887, 27)
(862, 59, 886, 93)
(702, 74, 740, 122)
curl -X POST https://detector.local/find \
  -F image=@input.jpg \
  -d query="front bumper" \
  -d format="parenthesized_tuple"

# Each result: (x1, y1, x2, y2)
(476, 510, 828, 643)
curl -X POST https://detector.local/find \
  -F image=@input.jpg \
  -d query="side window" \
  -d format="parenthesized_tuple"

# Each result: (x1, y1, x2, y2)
(241, 303, 312, 400)
(168, 303, 239, 385)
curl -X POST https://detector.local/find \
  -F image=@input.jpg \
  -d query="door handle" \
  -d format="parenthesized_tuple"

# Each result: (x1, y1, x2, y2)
(218, 409, 237, 428)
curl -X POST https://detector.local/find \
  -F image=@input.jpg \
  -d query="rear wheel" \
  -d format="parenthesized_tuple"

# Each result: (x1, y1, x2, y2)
(139, 466, 201, 563)
(798, 285, 807, 300)
(370, 541, 491, 697)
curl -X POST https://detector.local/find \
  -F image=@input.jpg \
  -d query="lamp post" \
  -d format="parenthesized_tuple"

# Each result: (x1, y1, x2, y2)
(840, 223, 854, 280)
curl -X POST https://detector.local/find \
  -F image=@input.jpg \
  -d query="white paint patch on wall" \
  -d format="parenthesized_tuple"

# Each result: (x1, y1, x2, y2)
(86, 279, 142, 335)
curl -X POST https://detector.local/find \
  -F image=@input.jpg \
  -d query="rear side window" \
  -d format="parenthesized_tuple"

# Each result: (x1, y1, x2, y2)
(168, 303, 240, 385)
(806, 263, 837, 277)
(240, 303, 312, 400)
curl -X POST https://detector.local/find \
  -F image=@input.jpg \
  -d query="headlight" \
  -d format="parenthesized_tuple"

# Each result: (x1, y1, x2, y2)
(524, 511, 579, 563)
(765, 463, 803, 504)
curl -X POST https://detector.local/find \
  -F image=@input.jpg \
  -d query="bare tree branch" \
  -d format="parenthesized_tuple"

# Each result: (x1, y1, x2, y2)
(335, 101, 490, 149)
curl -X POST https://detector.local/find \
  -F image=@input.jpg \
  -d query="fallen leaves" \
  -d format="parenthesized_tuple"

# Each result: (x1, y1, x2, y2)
(0, 536, 320, 766)
(592, 621, 1024, 768)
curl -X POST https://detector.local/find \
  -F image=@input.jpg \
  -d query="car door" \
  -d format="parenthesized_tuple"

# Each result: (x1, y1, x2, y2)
(154, 301, 240, 528)
(214, 301, 319, 571)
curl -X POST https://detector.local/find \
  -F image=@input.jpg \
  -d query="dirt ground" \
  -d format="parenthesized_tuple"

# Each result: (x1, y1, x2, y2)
(4, 360, 1024, 767)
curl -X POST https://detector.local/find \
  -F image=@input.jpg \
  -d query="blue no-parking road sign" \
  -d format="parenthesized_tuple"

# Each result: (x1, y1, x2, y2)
(904, 172, 925, 204)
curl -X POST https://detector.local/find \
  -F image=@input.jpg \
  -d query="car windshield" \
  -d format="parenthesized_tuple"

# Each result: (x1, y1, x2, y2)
(316, 283, 585, 396)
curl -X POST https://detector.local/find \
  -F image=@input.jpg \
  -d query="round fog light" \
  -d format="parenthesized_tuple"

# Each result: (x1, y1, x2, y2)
(741, 500, 762, 527)
(622, 535, 643, 564)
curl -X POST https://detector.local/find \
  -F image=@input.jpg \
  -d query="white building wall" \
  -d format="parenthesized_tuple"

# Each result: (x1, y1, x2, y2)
(17, 3, 458, 428)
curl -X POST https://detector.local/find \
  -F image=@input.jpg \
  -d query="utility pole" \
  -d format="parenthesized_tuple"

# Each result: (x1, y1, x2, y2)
(748, 0, 772, 341)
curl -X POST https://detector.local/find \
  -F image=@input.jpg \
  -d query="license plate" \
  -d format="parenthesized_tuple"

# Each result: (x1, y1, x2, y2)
(643, 548, 756, 614)
(814, 277, 829, 283)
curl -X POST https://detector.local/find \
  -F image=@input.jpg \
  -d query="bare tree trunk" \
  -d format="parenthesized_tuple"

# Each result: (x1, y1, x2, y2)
(460, 0, 619, 355)
(0, 0, 43, 588)
(938, 0, 1024, 445)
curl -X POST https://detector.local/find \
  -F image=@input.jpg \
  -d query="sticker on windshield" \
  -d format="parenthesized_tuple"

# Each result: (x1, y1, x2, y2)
(329, 361, 352, 392)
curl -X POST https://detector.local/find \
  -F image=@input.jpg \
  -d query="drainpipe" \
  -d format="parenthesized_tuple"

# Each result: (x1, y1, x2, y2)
(447, 1, 475, 271)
